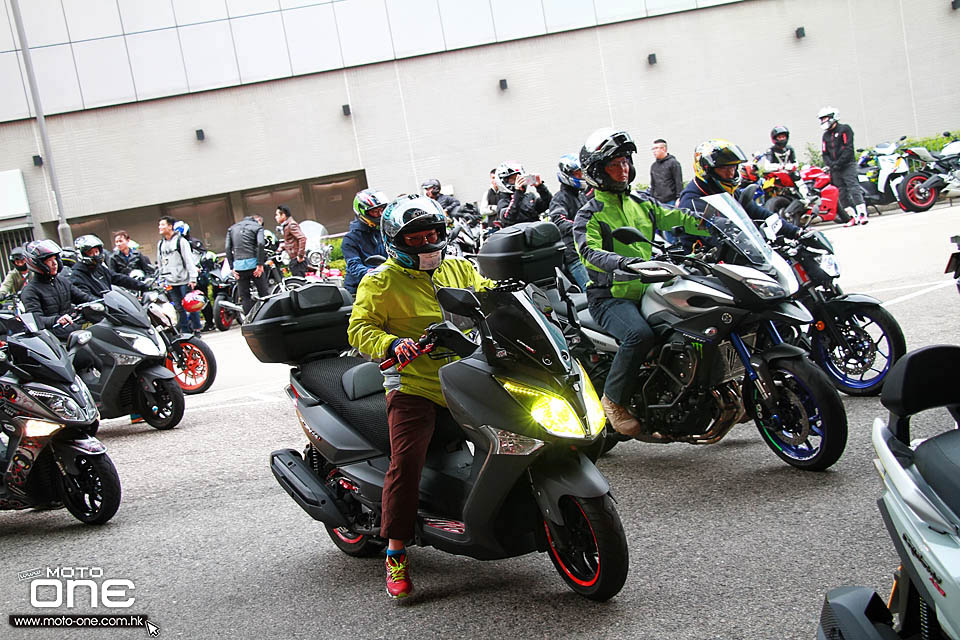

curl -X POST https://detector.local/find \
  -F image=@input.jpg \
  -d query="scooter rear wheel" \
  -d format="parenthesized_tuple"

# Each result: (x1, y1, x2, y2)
(58, 454, 121, 525)
(544, 494, 628, 601)
(324, 525, 385, 557)
(213, 296, 234, 331)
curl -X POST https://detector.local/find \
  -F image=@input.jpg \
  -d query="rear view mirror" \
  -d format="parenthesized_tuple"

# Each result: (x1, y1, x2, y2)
(365, 255, 386, 267)
(738, 183, 758, 207)
(612, 227, 652, 246)
(899, 135, 907, 141)
(81, 302, 106, 323)
(436, 287, 482, 319)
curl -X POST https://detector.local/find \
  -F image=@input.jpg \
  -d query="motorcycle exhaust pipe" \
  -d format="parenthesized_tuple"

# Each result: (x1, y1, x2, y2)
(270, 448, 349, 528)
(218, 300, 243, 314)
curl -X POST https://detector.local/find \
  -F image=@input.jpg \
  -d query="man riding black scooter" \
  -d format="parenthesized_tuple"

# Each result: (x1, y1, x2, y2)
(20, 240, 98, 341)
(71, 235, 147, 298)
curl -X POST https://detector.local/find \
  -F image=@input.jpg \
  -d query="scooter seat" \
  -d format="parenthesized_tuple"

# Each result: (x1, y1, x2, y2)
(299, 357, 391, 453)
(913, 429, 960, 519)
(341, 361, 384, 400)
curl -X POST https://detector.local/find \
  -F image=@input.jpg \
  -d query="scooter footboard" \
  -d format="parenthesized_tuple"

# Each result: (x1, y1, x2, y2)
(529, 452, 610, 526)
(815, 586, 898, 640)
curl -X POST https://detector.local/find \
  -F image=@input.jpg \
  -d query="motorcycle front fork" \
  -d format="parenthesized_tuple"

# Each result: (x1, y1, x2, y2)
(730, 322, 784, 425)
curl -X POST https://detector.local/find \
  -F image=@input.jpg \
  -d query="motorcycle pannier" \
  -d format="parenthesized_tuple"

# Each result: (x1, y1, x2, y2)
(241, 283, 353, 364)
(476, 221, 565, 283)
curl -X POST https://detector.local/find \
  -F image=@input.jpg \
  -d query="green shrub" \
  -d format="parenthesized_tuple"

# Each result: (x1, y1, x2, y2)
(804, 143, 823, 167)
(901, 130, 958, 153)
(326, 237, 344, 262)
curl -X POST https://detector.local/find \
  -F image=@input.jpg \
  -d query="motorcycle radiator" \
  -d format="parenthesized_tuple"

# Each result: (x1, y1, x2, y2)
(718, 333, 756, 382)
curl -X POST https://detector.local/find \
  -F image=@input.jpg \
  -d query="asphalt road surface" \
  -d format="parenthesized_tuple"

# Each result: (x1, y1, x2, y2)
(2, 203, 959, 640)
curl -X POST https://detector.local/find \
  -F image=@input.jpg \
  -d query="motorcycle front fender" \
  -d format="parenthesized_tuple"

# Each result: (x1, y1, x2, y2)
(822, 293, 884, 315)
(50, 436, 107, 474)
(529, 451, 610, 526)
(137, 364, 175, 390)
(758, 301, 813, 326)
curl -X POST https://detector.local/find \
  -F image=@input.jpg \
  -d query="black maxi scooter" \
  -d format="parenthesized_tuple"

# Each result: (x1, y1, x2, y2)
(258, 282, 629, 601)
(69, 290, 185, 430)
(0, 312, 121, 524)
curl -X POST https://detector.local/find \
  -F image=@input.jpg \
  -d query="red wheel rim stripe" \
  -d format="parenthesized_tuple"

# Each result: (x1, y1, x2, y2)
(165, 343, 207, 391)
(543, 501, 600, 588)
(333, 528, 363, 544)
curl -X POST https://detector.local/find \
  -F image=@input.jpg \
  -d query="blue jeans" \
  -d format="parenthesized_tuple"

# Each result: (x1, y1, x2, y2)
(169, 284, 202, 332)
(566, 260, 590, 292)
(589, 297, 655, 405)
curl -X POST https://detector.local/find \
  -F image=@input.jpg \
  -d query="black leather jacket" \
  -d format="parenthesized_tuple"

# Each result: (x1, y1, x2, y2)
(226, 217, 265, 267)
(497, 184, 552, 228)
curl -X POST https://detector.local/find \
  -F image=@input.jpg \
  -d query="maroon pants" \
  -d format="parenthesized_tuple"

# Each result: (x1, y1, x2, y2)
(381, 391, 439, 541)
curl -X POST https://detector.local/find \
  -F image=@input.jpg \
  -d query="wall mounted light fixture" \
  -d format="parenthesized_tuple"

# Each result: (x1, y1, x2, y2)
(32, 155, 42, 166)
(647, 53, 657, 65)
(499, 79, 508, 90)
(795, 26, 806, 39)
(195, 129, 205, 141)
(953, 0, 959, 10)
(342, 104, 351, 116)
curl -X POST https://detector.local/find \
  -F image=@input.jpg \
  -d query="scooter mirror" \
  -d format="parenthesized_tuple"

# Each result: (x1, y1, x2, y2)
(81, 302, 106, 323)
(436, 287, 482, 319)
(738, 183, 758, 208)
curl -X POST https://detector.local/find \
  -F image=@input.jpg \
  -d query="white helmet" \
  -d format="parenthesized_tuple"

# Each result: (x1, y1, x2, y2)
(817, 106, 838, 131)
(494, 161, 524, 194)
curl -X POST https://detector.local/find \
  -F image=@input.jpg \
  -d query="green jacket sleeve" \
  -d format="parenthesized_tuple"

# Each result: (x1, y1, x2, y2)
(0, 270, 18, 296)
(652, 202, 711, 238)
(347, 274, 397, 359)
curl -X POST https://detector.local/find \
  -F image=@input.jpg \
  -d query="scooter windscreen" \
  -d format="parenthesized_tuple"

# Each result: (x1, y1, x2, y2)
(698, 193, 799, 295)
(7, 330, 77, 384)
(104, 288, 151, 328)
(480, 288, 573, 377)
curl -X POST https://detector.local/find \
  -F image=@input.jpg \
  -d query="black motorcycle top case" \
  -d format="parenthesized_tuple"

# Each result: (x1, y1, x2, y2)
(477, 221, 565, 283)
(241, 284, 353, 364)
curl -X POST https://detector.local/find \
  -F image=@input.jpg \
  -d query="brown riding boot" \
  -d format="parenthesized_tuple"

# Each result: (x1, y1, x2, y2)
(601, 395, 642, 437)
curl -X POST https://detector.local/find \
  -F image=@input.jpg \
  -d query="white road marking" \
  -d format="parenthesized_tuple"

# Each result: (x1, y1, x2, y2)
(861, 280, 951, 294)
(881, 281, 956, 307)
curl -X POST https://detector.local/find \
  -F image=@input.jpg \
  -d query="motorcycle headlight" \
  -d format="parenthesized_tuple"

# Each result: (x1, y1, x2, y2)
(743, 278, 787, 300)
(817, 254, 841, 278)
(25, 388, 84, 422)
(497, 377, 589, 438)
(118, 331, 162, 356)
(24, 418, 63, 437)
(148, 302, 175, 328)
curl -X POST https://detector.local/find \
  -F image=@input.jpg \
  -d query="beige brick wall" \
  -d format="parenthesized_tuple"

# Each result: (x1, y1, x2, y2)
(1, 0, 957, 230)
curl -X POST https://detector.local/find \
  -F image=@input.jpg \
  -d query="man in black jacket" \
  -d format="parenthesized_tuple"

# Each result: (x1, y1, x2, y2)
(72, 235, 147, 298)
(226, 214, 269, 314)
(649, 139, 683, 205)
(494, 161, 552, 228)
(819, 106, 866, 226)
(21, 240, 97, 340)
(109, 230, 154, 275)
(547, 153, 590, 290)
(421, 179, 460, 217)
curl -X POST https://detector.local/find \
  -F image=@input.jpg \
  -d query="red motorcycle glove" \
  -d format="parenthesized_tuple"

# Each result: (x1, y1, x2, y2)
(389, 338, 421, 366)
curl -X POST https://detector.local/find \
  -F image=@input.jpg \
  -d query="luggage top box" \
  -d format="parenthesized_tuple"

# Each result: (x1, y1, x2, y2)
(241, 283, 353, 364)
(476, 221, 564, 283)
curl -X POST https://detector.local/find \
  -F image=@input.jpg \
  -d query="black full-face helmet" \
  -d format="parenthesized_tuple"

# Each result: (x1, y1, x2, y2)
(24, 239, 63, 278)
(579, 128, 637, 193)
(770, 125, 790, 149)
(9, 247, 27, 272)
(75, 234, 106, 267)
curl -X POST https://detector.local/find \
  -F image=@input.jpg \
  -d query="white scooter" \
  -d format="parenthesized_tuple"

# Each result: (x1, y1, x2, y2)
(816, 344, 960, 640)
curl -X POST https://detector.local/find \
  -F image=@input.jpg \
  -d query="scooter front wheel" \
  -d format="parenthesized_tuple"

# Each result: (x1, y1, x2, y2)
(544, 494, 628, 601)
(135, 377, 185, 430)
(165, 336, 218, 395)
(58, 454, 122, 525)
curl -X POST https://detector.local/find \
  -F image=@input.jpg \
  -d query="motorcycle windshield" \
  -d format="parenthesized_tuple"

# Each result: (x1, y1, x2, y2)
(698, 193, 799, 294)
(482, 289, 573, 377)
(105, 288, 151, 328)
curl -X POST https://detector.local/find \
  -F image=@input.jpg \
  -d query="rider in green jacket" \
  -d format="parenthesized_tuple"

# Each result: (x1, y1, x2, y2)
(573, 128, 709, 437)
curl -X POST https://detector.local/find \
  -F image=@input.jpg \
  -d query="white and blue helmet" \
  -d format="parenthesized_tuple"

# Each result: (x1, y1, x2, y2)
(557, 153, 585, 190)
(381, 195, 448, 270)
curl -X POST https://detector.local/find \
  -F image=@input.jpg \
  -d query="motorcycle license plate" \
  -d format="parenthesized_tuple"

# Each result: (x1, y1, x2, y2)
(946, 251, 960, 275)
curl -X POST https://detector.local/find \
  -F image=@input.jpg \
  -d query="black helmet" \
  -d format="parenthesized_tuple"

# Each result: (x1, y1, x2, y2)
(9, 247, 27, 272)
(420, 178, 441, 195)
(579, 128, 637, 193)
(60, 247, 78, 268)
(75, 234, 105, 267)
(382, 195, 448, 271)
(24, 239, 63, 278)
(770, 125, 790, 149)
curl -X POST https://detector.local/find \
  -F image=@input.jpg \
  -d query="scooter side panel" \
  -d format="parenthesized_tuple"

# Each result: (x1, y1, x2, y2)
(297, 402, 382, 465)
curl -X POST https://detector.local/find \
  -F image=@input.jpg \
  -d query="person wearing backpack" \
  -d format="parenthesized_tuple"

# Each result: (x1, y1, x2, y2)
(157, 215, 201, 332)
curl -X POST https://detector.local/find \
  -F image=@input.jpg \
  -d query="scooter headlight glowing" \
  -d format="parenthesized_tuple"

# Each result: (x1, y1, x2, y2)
(24, 418, 64, 437)
(497, 378, 587, 438)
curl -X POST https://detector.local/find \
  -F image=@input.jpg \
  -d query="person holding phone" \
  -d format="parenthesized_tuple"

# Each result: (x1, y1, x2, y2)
(493, 161, 552, 228)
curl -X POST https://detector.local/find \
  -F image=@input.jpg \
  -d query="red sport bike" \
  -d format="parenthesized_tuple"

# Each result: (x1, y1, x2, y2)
(761, 164, 841, 226)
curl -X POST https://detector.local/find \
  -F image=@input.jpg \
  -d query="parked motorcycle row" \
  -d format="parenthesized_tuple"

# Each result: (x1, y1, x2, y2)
(238, 190, 958, 621)
(740, 131, 960, 224)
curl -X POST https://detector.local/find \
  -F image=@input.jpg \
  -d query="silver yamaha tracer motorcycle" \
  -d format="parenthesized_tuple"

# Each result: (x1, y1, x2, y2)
(572, 193, 848, 470)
